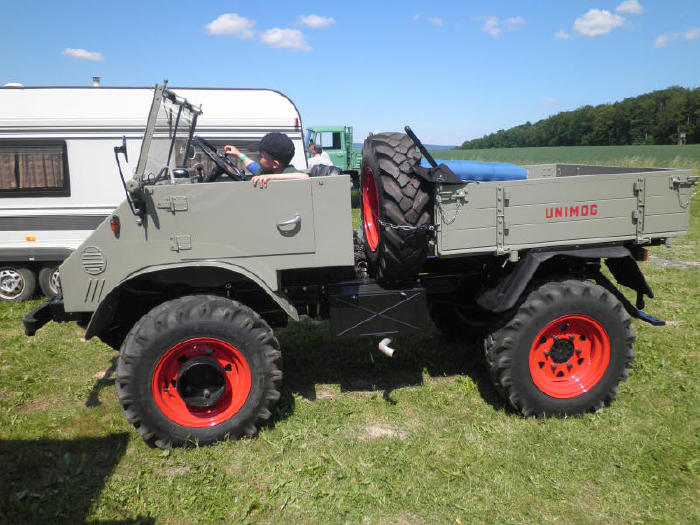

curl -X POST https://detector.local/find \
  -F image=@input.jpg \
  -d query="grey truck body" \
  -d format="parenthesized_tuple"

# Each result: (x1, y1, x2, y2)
(64, 164, 694, 312)
(27, 83, 695, 340)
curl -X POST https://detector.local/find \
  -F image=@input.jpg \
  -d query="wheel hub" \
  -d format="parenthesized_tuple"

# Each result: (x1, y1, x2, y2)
(549, 338, 575, 363)
(0, 269, 23, 296)
(50, 269, 61, 293)
(529, 315, 611, 399)
(176, 355, 226, 408)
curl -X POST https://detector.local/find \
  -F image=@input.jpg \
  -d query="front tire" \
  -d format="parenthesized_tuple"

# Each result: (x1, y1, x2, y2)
(115, 295, 282, 448)
(484, 279, 635, 416)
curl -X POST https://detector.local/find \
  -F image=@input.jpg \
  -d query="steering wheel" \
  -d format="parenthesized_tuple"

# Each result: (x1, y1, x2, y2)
(193, 135, 246, 182)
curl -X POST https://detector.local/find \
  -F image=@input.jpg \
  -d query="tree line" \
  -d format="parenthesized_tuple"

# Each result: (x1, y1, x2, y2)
(459, 86, 699, 149)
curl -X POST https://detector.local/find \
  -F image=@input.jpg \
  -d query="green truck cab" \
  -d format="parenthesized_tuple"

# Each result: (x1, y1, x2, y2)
(305, 126, 361, 175)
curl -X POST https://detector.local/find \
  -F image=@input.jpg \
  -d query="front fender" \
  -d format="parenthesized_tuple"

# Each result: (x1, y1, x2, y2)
(84, 261, 298, 340)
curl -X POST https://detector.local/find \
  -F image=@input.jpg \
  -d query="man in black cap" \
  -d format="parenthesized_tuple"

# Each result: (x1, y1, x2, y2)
(224, 132, 308, 189)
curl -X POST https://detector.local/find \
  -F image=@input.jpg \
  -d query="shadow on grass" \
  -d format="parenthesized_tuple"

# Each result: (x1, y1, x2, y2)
(0, 433, 153, 525)
(275, 320, 506, 413)
(86, 356, 118, 408)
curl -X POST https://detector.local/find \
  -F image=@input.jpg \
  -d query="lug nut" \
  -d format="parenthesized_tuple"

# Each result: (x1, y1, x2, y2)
(551, 364, 557, 370)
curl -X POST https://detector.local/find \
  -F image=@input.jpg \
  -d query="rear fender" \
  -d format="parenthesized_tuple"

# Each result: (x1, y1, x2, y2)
(476, 246, 653, 313)
(84, 262, 298, 341)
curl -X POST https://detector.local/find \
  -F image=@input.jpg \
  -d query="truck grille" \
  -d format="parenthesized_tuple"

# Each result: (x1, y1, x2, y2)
(84, 279, 106, 303)
(81, 246, 106, 275)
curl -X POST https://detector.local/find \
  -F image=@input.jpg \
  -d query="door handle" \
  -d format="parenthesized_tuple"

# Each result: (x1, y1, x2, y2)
(277, 214, 301, 236)
(277, 214, 301, 227)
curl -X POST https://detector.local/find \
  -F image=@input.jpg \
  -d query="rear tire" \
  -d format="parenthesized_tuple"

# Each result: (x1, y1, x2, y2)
(0, 266, 36, 301)
(115, 295, 282, 448)
(38, 266, 61, 299)
(360, 133, 432, 282)
(484, 279, 635, 416)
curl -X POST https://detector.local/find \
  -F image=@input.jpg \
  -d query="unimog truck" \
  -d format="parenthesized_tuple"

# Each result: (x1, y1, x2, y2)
(24, 83, 697, 448)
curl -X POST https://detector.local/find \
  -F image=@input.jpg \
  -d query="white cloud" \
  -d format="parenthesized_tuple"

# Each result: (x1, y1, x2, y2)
(298, 14, 335, 28)
(654, 34, 670, 48)
(480, 16, 525, 37)
(573, 9, 624, 37)
(259, 28, 311, 51)
(61, 48, 104, 62)
(412, 14, 421, 21)
(205, 13, 255, 39)
(654, 27, 700, 48)
(554, 29, 570, 39)
(429, 17, 443, 26)
(616, 1, 644, 15)
(684, 27, 700, 40)
(541, 97, 559, 105)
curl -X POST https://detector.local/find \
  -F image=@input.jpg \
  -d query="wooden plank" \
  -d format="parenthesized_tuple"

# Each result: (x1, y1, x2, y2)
(644, 213, 690, 234)
(506, 198, 636, 226)
(507, 217, 635, 245)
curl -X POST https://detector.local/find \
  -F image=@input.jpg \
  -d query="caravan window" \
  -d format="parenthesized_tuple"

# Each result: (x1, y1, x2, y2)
(0, 141, 70, 197)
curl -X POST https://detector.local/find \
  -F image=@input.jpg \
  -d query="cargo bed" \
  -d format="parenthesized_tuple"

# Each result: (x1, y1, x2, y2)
(434, 164, 695, 257)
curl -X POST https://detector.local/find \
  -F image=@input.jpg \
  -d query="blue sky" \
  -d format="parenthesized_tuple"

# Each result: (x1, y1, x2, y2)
(1, 1, 698, 145)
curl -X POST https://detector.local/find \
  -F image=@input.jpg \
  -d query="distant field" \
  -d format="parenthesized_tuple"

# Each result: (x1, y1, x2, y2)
(430, 144, 700, 170)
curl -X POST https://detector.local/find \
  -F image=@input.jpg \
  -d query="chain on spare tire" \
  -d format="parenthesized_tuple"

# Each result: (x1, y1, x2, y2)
(360, 133, 434, 282)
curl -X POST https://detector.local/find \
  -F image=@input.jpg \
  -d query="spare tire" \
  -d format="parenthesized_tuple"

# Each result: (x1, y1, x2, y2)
(360, 133, 433, 282)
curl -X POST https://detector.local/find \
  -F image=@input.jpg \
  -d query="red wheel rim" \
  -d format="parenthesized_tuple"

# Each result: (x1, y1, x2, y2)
(362, 166, 380, 252)
(152, 337, 251, 427)
(529, 315, 610, 399)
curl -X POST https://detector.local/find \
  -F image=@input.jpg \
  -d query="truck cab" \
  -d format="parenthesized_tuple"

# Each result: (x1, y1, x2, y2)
(305, 126, 361, 174)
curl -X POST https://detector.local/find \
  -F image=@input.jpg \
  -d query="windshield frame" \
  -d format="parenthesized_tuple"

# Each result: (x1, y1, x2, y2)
(133, 82, 202, 185)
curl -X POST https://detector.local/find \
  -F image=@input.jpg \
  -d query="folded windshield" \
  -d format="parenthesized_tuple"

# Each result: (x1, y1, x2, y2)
(134, 83, 202, 185)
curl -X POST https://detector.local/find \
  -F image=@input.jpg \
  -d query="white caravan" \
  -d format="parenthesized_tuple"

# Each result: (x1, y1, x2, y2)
(0, 85, 306, 300)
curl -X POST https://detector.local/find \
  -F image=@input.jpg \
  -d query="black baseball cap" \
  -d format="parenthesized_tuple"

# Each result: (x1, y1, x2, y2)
(259, 132, 295, 164)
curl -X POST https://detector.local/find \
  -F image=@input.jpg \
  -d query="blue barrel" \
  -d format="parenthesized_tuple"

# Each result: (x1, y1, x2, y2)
(420, 158, 527, 182)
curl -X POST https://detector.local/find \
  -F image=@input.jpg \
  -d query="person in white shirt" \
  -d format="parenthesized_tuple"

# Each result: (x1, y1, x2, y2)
(307, 143, 334, 168)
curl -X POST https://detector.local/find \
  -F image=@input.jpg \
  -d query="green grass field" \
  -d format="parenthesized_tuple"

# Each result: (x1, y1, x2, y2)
(1, 147, 698, 524)
(431, 143, 700, 172)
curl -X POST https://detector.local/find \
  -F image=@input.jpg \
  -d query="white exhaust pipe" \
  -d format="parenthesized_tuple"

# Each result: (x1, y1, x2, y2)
(378, 338, 395, 357)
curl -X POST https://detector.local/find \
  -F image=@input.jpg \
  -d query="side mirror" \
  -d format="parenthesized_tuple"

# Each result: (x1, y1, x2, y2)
(187, 144, 197, 160)
(114, 135, 129, 163)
